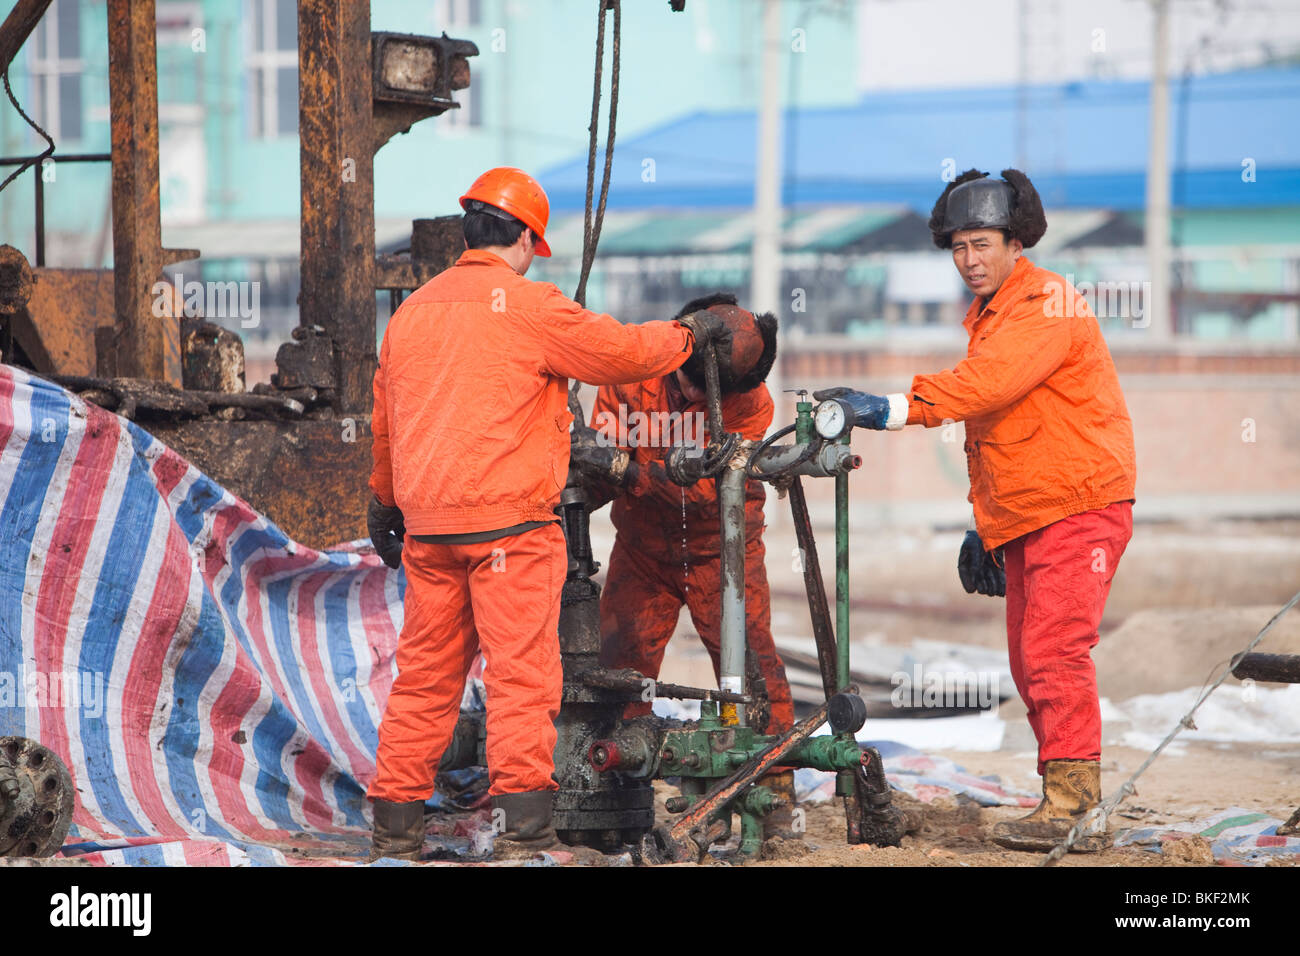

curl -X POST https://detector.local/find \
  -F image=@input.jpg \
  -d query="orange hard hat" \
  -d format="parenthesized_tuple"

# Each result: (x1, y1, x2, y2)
(459, 167, 552, 257)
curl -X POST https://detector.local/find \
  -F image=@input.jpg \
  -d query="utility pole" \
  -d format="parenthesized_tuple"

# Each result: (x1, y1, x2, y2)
(752, 0, 783, 414)
(1145, 0, 1173, 341)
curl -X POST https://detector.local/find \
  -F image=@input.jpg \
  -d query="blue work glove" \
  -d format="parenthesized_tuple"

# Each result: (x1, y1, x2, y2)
(812, 387, 909, 431)
(957, 530, 1005, 597)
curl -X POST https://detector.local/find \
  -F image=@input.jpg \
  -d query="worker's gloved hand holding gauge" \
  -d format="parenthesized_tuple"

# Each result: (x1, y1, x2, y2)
(957, 530, 1006, 597)
(812, 387, 909, 433)
(367, 496, 406, 569)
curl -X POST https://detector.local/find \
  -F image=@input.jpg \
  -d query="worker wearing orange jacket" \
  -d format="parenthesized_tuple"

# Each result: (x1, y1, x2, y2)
(817, 169, 1136, 852)
(364, 167, 730, 862)
(570, 294, 800, 840)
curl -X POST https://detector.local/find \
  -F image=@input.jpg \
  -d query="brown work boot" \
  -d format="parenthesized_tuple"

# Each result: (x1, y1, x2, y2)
(991, 759, 1107, 853)
(490, 791, 610, 864)
(368, 799, 427, 862)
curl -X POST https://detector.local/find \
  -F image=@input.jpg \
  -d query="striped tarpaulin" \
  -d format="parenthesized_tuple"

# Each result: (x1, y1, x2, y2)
(0, 364, 474, 865)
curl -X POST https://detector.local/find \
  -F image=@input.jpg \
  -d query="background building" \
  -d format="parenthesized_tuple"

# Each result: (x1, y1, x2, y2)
(3, 0, 1298, 526)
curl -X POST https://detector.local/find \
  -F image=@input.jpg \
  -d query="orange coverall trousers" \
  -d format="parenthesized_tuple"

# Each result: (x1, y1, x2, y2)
(1003, 500, 1133, 776)
(367, 524, 566, 803)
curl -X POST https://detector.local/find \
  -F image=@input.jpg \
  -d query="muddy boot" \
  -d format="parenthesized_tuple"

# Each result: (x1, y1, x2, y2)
(368, 799, 426, 862)
(490, 792, 611, 864)
(490, 791, 561, 860)
(991, 759, 1107, 853)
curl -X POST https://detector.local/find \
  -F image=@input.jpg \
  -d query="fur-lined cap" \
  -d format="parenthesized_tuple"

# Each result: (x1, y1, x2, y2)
(928, 168, 1047, 249)
(674, 292, 778, 395)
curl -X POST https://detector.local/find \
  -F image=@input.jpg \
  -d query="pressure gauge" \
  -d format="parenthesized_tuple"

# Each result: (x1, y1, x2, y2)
(814, 399, 850, 440)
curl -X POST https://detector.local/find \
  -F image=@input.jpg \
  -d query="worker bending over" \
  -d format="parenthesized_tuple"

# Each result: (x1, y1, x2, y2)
(571, 293, 801, 841)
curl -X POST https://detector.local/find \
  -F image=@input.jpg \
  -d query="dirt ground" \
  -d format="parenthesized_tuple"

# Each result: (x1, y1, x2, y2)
(719, 741, 1300, 868)
(631, 516, 1300, 868)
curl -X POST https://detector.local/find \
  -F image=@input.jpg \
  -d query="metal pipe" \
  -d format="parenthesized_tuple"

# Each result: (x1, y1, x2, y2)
(33, 166, 43, 267)
(835, 460, 850, 691)
(701, 338, 725, 445)
(1145, 0, 1172, 340)
(718, 454, 748, 724)
(750, 440, 860, 478)
(0, 0, 53, 76)
(787, 477, 838, 700)
(0, 153, 113, 166)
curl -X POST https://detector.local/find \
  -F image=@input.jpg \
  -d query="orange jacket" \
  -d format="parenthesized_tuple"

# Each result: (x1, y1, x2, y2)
(371, 249, 693, 533)
(591, 376, 772, 562)
(905, 256, 1136, 549)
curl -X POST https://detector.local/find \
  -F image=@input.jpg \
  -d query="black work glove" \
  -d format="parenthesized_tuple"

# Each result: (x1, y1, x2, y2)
(678, 309, 735, 373)
(663, 445, 709, 486)
(957, 530, 1005, 597)
(569, 421, 631, 485)
(367, 496, 406, 569)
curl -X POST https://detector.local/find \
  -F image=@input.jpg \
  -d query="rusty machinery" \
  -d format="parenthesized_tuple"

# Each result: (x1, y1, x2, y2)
(0, 0, 477, 547)
(0, 0, 914, 863)
(439, 346, 913, 863)
(0, 0, 480, 860)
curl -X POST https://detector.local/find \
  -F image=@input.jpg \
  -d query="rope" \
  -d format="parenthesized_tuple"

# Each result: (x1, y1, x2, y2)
(569, 0, 621, 416)
(1, 67, 55, 195)
(1040, 587, 1300, 865)
(573, 0, 620, 309)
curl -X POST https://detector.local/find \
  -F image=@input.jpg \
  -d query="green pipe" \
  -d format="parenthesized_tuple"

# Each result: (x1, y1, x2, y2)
(835, 437, 850, 692)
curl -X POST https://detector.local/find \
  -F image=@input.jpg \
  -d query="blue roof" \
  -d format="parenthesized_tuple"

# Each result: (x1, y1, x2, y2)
(539, 67, 1300, 213)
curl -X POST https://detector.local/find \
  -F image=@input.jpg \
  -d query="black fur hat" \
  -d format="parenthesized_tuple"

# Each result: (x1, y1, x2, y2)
(928, 168, 1047, 250)
(674, 292, 778, 395)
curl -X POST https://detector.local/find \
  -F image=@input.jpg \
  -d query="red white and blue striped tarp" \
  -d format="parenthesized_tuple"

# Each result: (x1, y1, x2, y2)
(0, 364, 480, 866)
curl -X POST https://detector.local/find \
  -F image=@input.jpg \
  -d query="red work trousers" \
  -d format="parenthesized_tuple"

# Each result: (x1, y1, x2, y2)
(1002, 500, 1133, 776)
(599, 536, 795, 733)
(368, 524, 565, 803)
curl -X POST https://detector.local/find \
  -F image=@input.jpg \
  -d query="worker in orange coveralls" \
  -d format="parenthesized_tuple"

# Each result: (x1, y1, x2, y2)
(569, 293, 802, 842)
(364, 167, 732, 862)
(815, 169, 1136, 853)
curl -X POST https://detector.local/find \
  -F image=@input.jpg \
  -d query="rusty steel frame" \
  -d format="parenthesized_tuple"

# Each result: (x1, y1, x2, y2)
(3, 0, 479, 545)
(297, 0, 377, 415)
(0, 0, 53, 75)
(106, 0, 196, 386)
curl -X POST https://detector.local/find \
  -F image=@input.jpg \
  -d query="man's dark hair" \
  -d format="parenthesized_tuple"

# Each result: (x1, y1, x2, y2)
(462, 200, 539, 250)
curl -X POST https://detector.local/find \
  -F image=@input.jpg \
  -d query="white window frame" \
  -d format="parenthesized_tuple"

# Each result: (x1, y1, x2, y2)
(246, 0, 298, 139)
(27, 0, 84, 144)
(437, 0, 483, 30)
(443, 68, 481, 132)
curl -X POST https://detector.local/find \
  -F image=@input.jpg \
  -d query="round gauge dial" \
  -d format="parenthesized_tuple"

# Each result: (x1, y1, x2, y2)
(814, 400, 848, 439)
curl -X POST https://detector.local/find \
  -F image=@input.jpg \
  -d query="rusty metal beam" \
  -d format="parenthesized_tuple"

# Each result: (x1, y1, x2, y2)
(149, 420, 373, 547)
(10, 267, 115, 375)
(0, 0, 52, 76)
(106, 0, 195, 386)
(298, 0, 377, 415)
(374, 215, 464, 291)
